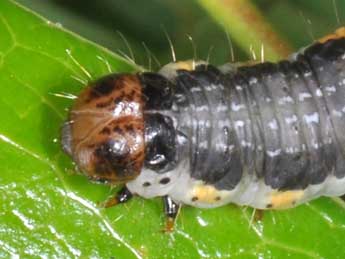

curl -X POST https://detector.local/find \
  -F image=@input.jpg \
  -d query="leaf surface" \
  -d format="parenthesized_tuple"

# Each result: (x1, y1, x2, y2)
(1, 1, 345, 258)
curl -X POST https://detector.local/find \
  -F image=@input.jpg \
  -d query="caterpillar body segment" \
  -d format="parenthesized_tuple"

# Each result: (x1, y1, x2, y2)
(62, 28, 345, 229)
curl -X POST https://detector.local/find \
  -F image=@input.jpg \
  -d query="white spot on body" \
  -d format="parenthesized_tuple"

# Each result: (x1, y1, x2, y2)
(216, 105, 228, 112)
(315, 89, 323, 97)
(191, 87, 202, 92)
(267, 149, 282, 157)
(231, 102, 244, 111)
(268, 119, 278, 130)
(299, 92, 312, 101)
(199, 140, 208, 148)
(285, 147, 295, 154)
(236, 85, 243, 91)
(241, 140, 252, 148)
(197, 120, 211, 127)
(332, 110, 342, 117)
(204, 85, 212, 91)
(196, 105, 209, 112)
(303, 112, 319, 124)
(302, 144, 307, 151)
(211, 84, 218, 90)
(235, 120, 245, 128)
(172, 103, 179, 112)
(325, 86, 336, 93)
(312, 142, 320, 149)
(285, 115, 298, 124)
(249, 77, 258, 85)
(278, 96, 294, 105)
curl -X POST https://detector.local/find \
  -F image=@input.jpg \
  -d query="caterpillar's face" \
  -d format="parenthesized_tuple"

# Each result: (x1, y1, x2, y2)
(62, 73, 145, 184)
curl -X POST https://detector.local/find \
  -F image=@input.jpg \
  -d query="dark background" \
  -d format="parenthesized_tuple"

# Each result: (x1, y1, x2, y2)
(16, 0, 345, 69)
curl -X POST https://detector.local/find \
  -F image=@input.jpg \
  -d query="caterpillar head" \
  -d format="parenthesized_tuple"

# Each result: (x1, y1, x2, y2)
(62, 72, 175, 184)
(62, 73, 145, 184)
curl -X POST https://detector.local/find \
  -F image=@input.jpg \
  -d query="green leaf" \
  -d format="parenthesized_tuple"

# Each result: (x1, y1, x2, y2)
(1, 0, 345, 258)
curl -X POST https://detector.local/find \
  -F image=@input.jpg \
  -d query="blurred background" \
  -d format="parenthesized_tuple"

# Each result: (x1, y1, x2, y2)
(16, 0, 345, 69)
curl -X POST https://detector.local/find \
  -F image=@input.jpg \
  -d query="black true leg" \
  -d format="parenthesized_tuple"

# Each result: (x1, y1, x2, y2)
(163, 196, 180, 232)
(341, 194, 345, 201)
(101, 186, 133, 208)
(253, 209, 264, 222)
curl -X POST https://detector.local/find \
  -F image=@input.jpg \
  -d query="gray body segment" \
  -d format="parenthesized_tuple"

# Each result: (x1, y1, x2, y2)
(127, 38, 345, 209)
(172, 38, 345, 191)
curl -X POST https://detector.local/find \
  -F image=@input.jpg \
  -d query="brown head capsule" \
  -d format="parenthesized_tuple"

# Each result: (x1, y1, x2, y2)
(62, 73, 145, 183)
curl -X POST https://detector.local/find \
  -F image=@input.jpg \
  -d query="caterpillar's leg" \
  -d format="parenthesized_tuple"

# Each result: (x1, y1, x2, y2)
(163, 196, 180, 232)
(254, 209, 264, 222)
(341, 194, 345, 201)
(101, 186, 133, 208)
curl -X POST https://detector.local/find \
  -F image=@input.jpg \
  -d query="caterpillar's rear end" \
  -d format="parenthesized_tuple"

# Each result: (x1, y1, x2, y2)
(62, 27, 345, 230)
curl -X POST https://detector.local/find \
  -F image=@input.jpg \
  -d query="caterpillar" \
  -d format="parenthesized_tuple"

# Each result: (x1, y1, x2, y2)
(62, 27, 345, 231)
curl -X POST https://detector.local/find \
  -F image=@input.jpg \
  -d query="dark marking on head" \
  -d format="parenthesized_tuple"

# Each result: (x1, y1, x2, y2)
(113, 126, 124, 134)
(94, 140, 130, 174)
(90, 74, 120, 98)
(114, 97, 122, 104)
(129, 89, 136, 99)
(96, 98, 113, 108)
(100, 127, 111, 135)
(125, 125, 135, 135)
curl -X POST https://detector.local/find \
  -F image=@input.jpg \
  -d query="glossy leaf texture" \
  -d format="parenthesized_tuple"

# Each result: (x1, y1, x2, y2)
(1, 0, 345, 258)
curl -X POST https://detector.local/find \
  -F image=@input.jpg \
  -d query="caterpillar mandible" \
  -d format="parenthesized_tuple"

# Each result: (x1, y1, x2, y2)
(62, 27, 345, 231)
